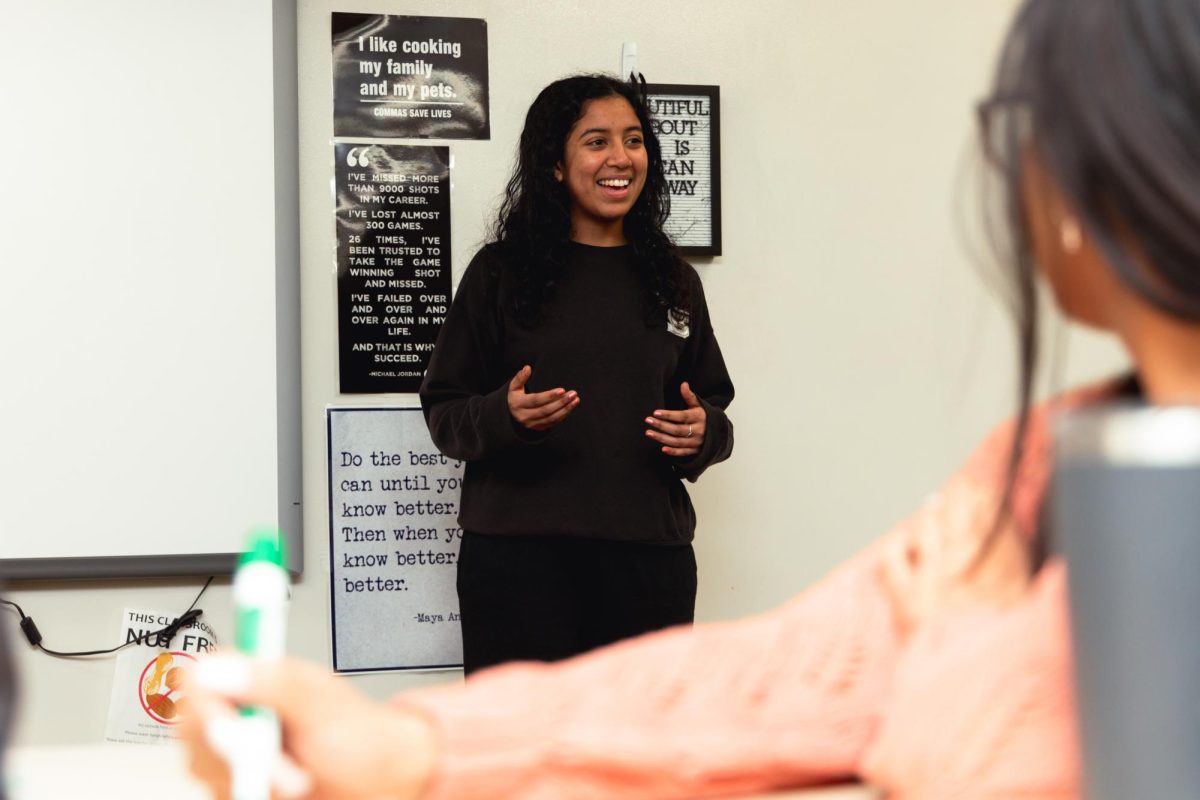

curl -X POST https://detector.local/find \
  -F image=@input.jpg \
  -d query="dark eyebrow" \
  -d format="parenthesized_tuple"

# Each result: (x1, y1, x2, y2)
(577, 125, 643, 140)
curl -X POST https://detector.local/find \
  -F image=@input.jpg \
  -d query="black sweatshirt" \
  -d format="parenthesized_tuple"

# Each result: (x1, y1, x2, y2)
(419, 242, 734, 544)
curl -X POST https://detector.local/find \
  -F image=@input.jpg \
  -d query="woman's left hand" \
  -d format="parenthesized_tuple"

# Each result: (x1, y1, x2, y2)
(646, 382, 707, 457)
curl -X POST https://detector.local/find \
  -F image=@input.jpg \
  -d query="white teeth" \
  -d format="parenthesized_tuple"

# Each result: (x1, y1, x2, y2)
(598, 178, 631, 188)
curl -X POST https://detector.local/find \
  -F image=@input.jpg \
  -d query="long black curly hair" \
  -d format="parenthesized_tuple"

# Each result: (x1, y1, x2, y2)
(492, 74, 690, 327)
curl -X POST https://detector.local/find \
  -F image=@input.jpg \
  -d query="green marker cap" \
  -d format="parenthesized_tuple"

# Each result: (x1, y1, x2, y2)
(239, 527, 285, 568)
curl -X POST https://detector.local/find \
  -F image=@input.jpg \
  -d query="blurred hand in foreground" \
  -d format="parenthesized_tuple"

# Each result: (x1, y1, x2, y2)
(180, 654, 436, 800)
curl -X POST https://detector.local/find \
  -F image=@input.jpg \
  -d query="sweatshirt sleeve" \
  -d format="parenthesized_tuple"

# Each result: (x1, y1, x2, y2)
(419, 249, 534, 461)
(395, 393, 1096, 799)
(859, 561, 1080, 799)
(854, 392, 1097, 798)
(670, 270, 735, 482)
(396, 542, 900, 800)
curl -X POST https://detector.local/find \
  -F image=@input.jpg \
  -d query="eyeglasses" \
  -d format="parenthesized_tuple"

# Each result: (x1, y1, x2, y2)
(976, 95, 1033, 173)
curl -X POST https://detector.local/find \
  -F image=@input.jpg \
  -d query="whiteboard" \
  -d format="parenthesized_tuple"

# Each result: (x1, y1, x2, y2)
(0, 0, 301, 578)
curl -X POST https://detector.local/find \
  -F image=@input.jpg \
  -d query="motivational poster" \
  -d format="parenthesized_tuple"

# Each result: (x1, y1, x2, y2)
(327, 407, 463, 672)
(646, 84, 722, 255)
(335, 143, 451, 394)
(332, 13, 490, 139)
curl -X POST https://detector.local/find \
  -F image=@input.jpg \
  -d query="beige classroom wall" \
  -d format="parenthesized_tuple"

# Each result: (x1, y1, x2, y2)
(10, 0, 1127, 743)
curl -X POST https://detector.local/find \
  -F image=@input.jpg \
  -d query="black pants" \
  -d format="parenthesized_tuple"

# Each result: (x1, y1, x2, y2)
(455, 532, 697, 675)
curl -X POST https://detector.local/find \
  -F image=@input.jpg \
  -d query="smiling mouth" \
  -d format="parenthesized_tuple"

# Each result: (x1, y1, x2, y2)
(598, 178, 632, 188)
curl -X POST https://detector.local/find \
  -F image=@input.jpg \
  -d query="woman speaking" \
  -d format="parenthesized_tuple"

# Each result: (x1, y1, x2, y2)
(419, 74, 735, 674)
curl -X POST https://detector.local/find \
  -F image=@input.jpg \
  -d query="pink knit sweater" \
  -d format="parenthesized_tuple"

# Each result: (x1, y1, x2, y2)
(399, 386, 1112, 799)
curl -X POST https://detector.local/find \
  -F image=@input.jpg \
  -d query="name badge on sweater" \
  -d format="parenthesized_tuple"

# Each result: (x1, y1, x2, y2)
(667, 313, 690, 339)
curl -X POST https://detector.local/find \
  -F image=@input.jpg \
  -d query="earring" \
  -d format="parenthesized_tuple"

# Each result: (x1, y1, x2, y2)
(1060, 216, 1082, 254)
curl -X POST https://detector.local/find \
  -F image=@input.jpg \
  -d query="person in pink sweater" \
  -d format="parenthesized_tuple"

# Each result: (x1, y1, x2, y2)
(181, 0, 1200, 797)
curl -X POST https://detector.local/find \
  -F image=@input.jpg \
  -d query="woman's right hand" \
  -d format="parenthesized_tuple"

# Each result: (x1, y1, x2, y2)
(507, 365, 580, 431)
(181, 655, 435, 800)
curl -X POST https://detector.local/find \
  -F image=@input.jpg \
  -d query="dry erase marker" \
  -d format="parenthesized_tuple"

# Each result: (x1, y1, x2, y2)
(230, 528, 289, 800)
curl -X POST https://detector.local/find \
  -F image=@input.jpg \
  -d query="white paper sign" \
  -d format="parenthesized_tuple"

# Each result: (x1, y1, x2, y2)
(327, 407, 464, 672)
(104, 607, 219, 744)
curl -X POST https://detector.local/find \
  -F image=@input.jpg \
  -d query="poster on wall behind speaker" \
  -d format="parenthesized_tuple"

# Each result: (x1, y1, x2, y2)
(332, 13, 489, 140)
(327, 407, 463, 672)
(336, 143, 451, 394)
(645, 84, 722, 256)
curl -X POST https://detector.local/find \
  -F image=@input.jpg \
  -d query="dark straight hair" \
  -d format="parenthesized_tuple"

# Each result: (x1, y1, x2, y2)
(980, 0, 1200, 531)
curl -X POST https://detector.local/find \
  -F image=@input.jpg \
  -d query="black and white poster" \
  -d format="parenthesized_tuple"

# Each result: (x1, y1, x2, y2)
(327, 407, 464, 673)
(332, 13, 490, 140)
(646, 85, 722, 256)
(335, 143, 451, 394)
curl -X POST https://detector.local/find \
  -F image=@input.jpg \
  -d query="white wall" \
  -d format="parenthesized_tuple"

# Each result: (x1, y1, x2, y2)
(8, 0, 1128, 744)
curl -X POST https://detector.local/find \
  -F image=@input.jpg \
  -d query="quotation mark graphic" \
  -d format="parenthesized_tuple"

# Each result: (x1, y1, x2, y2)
(346, 147, 371, 168)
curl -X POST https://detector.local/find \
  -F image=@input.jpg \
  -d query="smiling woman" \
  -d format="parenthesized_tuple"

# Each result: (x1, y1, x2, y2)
(418, 74, 736, 674)
(554, 95, 650, 243)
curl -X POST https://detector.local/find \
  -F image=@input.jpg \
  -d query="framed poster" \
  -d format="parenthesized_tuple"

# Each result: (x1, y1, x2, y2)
(645, 84, 722, 256)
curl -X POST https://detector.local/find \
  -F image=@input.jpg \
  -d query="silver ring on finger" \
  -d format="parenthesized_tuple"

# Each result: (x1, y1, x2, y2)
(687, 424, 694, 438)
